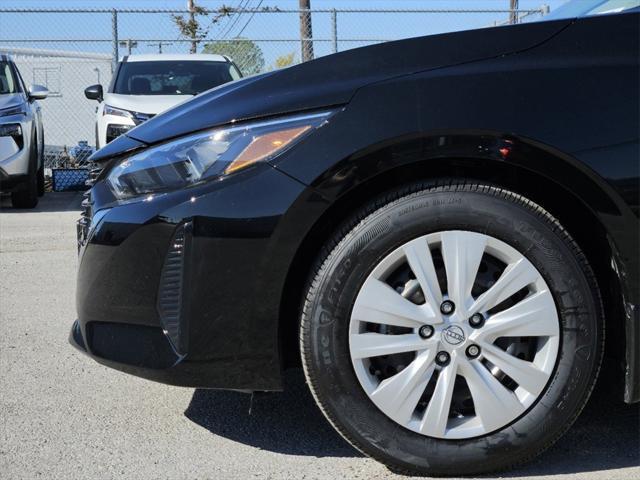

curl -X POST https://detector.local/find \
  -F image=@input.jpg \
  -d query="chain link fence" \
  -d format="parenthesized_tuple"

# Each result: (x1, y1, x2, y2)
(0, 6, 549, 167)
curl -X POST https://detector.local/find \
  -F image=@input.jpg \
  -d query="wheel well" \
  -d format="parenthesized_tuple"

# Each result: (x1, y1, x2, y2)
(279, 158, 625, 379)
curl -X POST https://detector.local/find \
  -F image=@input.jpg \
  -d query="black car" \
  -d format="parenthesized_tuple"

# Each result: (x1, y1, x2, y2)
(70, 1, 639, 476)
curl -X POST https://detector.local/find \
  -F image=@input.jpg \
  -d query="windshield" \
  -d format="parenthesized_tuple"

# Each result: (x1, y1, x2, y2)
(0, 61, 19, 95)
(113, 60, 241, 96)
(545, 0, 640, 20)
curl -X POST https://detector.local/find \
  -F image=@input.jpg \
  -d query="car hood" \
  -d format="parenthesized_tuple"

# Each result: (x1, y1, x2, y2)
(103, 93, 192, 115)
(96, 19, 571, 161)
(0, 93, 24, 112)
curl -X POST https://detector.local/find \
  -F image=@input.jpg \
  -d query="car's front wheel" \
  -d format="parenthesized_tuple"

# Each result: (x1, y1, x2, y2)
(300, 182, 603, 476)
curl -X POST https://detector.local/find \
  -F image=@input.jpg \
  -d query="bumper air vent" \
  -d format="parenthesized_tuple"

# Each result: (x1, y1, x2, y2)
(157, 222, 192, 355)
(106, 124, 132, 144)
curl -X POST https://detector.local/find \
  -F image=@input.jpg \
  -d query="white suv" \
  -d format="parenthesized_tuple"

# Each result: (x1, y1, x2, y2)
(0, 54, 48, 208)
(84, 54, 242, 148)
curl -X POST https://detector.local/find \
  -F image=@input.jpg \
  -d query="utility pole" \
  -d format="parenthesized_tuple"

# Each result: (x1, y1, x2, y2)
(509, 0, 519, 24)
(188, 0, 198, 53)
(118, 39, 138, 55)
(299, 0, 314, 62)
(147, 42, 173, 54)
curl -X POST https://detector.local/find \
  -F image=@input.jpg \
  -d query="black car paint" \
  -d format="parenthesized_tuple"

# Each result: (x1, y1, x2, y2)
(72, 13, 640, 402)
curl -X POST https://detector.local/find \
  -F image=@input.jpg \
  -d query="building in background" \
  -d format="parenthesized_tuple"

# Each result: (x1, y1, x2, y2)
(0, 47, 112, 159)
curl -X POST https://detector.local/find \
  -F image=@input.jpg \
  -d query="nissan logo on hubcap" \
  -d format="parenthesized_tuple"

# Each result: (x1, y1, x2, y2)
(442, 325, 465, 345)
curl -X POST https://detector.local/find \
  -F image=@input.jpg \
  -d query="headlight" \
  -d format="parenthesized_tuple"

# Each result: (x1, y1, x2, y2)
(0, 104, 26, 117)
(103, 105, 133, 119)
(106, 110, 334, 200)
(0, 123, 22, 137)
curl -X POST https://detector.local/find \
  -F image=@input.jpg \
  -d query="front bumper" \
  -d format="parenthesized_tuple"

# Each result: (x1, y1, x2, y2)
(69, 319, 255, 387)
(71, 161, 312, 391)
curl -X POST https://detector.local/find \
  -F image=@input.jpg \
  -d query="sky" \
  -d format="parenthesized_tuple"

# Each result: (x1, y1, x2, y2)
(0, 0, 572, 67)
(0, 0, 570, 8)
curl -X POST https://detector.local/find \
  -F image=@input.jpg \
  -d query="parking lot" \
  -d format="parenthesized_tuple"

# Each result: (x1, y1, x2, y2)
(0, 192, 637, 479)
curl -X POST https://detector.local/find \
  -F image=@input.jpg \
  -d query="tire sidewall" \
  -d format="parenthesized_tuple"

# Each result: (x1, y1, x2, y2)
(303, 185, 601, 475)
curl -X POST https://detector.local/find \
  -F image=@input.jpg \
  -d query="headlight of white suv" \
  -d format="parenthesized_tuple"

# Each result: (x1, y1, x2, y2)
(103, 105, 133, 119)
(106, 110, 334, 200)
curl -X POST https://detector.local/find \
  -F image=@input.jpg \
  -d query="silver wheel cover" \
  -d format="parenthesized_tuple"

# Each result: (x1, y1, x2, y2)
(349, 231, 560, 440)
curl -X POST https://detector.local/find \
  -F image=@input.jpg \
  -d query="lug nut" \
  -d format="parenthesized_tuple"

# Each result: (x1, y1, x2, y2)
(440, 300, 455, 315)
(469, 313, 484, 328)
(436, 351, 450, 366)
(419, 325, 434, 339)
(466, 344, 481, 359)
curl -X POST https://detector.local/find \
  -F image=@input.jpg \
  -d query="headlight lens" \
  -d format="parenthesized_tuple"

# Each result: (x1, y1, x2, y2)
(0, 123, 22, 137)
(0, 104, 26, 117)
(103, 105, 133, 119)
(106, 110, 334, 199)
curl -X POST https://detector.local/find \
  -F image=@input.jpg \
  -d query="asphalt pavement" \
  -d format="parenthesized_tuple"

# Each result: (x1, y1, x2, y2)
(1, 192, 638, 480)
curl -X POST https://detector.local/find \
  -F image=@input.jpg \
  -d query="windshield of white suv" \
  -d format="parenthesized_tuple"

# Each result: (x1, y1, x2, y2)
(0, 61, 19, 94)
(113, 60, 241, 96)
(545, 0, 639, 20)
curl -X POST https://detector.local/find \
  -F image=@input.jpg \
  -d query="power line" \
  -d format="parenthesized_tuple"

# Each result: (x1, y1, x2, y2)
(235, 0, 263, 37)
(218, 0, 251, 40)
(212, 0, 244, 40)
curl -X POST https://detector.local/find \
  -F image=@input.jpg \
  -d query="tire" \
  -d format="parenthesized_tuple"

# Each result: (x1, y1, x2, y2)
(11, 133, 39, 209)
(300, 182, 603, 476)
(37, 131, 45, 197)
(37, 164, 45, 197)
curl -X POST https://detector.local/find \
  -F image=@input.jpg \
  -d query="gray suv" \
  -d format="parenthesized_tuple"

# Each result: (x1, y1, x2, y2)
(0, 54, 48, 208)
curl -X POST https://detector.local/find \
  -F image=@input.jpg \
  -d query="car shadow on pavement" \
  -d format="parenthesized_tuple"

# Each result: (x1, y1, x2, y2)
(0, 191, 84, 213)
(186, 362, 639, 472)
(185, 368, 361, 458)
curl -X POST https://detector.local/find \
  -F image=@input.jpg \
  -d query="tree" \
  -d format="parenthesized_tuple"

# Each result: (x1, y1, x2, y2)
(273, 52, 296, 70)
(203, 38, 265, 76)
(172, 1, 235, 54)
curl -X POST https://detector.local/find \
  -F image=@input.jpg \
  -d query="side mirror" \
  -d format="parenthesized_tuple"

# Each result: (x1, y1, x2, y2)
(28, 84, 48, 101)
(84, 84, 103, 102)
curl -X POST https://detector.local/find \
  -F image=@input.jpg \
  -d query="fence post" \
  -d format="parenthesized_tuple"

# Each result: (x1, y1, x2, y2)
(111, 9, 119, 72)
(331, 9, 338, 53)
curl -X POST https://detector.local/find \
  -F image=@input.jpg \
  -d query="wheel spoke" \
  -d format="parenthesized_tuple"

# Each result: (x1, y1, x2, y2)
(352, 278, 432, 328)
(403, 237, 443, 318)
(350, 332, 429, 359)
(460, 358, 525, 432)
(470, 257, 539, 314)
(370, 348, 437, 425)
(480, 342, 548, 395)
(419, 354, 459, 436)
(477, 290, 558, 342)
(441, 231, 487, 314)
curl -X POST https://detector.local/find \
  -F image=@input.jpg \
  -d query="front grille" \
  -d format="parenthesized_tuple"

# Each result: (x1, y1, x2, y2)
(77, 190, 92, 251)
(77, 164, 103, 251)
(157, 223, 191, 354)
(85, 165, 103, 188)
(132, 112, 155, 125)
